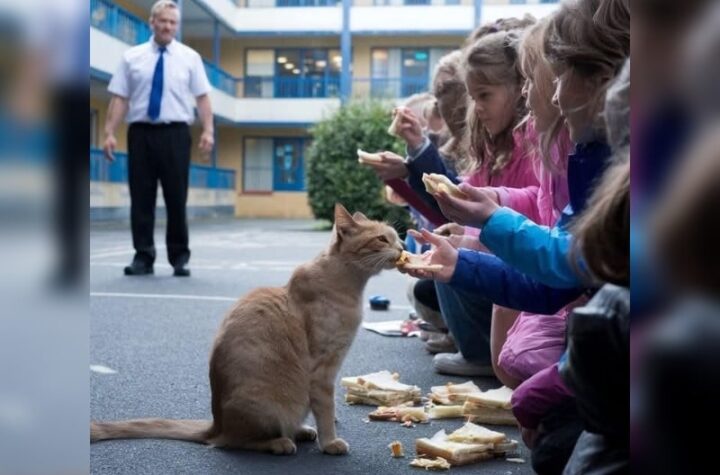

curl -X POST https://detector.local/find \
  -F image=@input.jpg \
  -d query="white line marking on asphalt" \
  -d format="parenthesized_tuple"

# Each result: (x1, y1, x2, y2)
(90, 292, 413, 311)
(90, 292, 237, 302)
(90, 365, 117, 374)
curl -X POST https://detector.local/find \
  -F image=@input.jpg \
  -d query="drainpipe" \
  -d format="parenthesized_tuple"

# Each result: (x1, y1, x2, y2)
(340, 0, 352, 105)
(474, 0, 482, 28)
(175, 0, 183, 42)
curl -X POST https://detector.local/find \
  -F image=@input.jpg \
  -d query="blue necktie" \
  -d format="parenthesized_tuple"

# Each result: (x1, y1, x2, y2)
(147, 46, 166, 121)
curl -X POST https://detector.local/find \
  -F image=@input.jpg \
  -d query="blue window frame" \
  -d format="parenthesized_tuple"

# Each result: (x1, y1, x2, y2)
(243, 137, 308, 192)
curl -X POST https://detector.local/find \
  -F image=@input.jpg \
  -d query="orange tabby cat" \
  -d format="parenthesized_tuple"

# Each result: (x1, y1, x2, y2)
(91, 204, 404, 455)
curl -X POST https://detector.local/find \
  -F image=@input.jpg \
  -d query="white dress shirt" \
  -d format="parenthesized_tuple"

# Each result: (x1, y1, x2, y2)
(108, 39, 211, 124)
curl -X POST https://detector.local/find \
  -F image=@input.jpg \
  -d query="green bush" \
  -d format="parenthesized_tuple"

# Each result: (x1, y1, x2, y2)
(307, 101, 412, 236)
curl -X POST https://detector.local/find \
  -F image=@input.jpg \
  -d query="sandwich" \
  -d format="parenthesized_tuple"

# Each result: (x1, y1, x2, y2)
(341, 370, 422, 406)
(414, 422, 518, 466)
(387, 109, 403, 137)
(395, 250, 444, 272)
(461, 386, 517, 426)
(421, 173, 468, 199)
(426, 381, 482, 420)
(369, 404, 429, 423)
(409, 456, 451, 470)
(427, 404, 465, 420)
(429, 381, 482, 405)
(357, 149, 384, 164)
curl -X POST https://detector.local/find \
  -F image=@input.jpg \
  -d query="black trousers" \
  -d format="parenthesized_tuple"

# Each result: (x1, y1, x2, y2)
(127, 122, 191, 267)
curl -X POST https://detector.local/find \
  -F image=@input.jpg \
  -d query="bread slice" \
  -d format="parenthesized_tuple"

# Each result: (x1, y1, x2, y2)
(430, 381, 482, 405)
(445, 422, 507, 444)
(421, 173, 468, 199)
(409, 456, 452, 470)
(357, 149, 383, 164)
(463, 386, 513, 410)
(409, 457, 451, 470)
(395, 250, 444, 272)
(387, 110, 402, 137)
(464, 409, 518, 426)
(415, 429, 495, 466)
(369, 405, 429, 423)
(341, 371, 422, 406)
(427, 404, 465, 419)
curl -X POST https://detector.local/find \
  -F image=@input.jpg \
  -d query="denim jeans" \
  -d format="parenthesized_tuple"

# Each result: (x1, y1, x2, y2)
(435, 282, 493, 364)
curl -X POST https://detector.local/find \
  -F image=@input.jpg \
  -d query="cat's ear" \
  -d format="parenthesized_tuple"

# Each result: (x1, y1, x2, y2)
(352, 211, 368, 222)
(334, 203, 356, 239)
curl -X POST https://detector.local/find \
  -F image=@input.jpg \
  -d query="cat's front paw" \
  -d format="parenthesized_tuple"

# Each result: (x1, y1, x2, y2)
(322, 438, 349, 455)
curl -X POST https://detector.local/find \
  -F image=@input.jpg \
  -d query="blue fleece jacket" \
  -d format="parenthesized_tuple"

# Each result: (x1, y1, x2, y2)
(475, 141, 612, 288)
(451, 141, 612, 312)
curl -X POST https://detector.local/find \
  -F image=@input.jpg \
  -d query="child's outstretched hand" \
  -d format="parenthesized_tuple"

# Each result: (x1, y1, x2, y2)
(377, 151, 409, 180)
(394, 107, 425, 151)
(434, 183, 500, 228)
(400, 229, 458, 283)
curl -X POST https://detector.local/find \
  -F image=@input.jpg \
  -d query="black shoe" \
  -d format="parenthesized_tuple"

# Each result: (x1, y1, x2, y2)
(173, 264, 190, 277)
(124, 261, 154, 276)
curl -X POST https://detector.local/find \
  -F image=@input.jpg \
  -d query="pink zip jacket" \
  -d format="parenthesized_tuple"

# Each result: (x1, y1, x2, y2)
(491, 124, 573, 227)
(462, 124, 542, 238)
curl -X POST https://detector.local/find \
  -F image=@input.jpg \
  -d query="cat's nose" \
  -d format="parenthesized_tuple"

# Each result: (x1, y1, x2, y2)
(400, 241, 407, 251)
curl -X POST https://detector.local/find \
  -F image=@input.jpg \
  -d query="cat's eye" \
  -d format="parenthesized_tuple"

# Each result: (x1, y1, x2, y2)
(376, 236, 390, 244)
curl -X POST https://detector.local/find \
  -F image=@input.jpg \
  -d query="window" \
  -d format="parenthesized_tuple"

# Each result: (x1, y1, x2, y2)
(371, 47, 452, 98)
(245, 49, 275, 98)
(245, 48, 341, 98)
(273, 139, 305, 191)
(243, 138, 308, 192)
(243, 138, 274, 192)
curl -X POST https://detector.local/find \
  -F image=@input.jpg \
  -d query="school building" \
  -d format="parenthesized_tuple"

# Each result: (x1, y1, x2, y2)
(90, 0, 558, 220)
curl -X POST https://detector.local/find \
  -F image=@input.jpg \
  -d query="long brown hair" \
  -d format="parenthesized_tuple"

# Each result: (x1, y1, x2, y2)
(461, 29, 529, 176)
(570, 154, 630, 286)
(517, 16, 566, 172)
(431, 50, 468, 163)
(544, 0, 630, 142)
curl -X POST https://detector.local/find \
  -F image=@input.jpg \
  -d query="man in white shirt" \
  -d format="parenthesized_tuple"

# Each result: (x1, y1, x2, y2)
(102, 0, 214, 277)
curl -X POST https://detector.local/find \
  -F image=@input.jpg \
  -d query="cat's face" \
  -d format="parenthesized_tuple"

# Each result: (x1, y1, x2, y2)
(332, 204, 404, 272)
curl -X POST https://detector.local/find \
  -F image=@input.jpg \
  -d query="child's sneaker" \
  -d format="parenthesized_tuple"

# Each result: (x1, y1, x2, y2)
(433, 352, 495, 377)
(424, 333, 458, 354)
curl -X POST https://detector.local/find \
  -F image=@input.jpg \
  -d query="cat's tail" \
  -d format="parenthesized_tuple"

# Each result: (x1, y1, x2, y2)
(91, 419, 214, 444)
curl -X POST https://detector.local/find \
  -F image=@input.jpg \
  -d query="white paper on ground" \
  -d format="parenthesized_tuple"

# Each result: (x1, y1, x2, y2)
(362, 320, 418, 337)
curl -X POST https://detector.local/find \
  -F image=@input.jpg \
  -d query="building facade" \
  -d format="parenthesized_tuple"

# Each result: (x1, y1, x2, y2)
(90, 0, 558, 219)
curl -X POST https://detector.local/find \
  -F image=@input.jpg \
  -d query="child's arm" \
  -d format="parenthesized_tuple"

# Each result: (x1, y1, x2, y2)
(450, 249, 584, 314)
(489, 186, 543, 224)
(405, 141, 460, 215)
(479, 206, 584, 289)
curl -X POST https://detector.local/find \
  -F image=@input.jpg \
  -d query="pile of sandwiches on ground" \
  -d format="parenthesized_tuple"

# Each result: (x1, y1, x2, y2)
(341, 372, 522, 469)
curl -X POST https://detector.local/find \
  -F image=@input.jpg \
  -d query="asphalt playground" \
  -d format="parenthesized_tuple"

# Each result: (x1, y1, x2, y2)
(90, 217, 534, 475)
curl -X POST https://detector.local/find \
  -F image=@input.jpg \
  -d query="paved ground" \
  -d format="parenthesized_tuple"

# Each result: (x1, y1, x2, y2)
(90, 218, 533, 475)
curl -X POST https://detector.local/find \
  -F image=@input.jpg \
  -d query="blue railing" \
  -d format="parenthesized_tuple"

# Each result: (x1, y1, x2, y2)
(245, 0, 338, 6)
(90, 148, 236, 190)
(243, 76, 341, 98)
(352, 77, 430, 99)
(203, 61, 239, 97)
(90, 0, 151, 46)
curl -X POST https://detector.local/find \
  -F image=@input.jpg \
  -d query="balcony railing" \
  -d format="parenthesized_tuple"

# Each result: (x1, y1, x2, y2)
(352, 77, 430, 99)
(242, 76, 341, 98)
(90, 0, 151, 45)
(90, 148, 236, 190)
(203, 61, 240, 97)
(242, 0, 338, 6)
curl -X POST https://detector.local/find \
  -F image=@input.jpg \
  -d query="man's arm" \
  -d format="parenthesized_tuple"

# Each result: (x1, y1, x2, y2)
(196, 94, 214, 157)
(103, 95, 129, 162)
